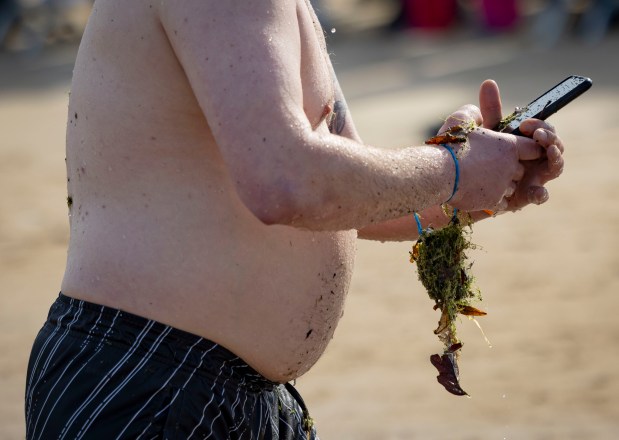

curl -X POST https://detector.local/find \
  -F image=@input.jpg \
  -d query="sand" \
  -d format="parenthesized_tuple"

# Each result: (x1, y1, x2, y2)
(1, 16, 619, 440)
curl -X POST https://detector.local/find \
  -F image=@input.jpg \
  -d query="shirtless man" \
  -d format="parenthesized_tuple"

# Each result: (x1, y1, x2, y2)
(25, 0, 564, 438)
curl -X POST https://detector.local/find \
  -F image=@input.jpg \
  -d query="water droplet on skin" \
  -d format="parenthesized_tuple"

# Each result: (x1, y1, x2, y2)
(330, 28, 336, 33)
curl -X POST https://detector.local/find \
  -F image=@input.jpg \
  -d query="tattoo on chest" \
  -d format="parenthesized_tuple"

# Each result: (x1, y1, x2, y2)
(328, 101, 347, 135)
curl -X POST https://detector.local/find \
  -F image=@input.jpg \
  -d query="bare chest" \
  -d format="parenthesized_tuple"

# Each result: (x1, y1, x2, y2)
(297, 0, 335, 129)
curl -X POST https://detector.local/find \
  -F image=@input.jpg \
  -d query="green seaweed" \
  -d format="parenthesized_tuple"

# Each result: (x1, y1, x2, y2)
(411, 215, 481, 347)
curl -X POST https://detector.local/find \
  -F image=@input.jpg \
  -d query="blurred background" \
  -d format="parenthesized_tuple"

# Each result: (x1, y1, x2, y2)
(1, 0, 618, 439)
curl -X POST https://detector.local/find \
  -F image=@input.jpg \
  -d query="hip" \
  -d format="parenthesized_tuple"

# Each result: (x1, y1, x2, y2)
(25, 293, 318, 439)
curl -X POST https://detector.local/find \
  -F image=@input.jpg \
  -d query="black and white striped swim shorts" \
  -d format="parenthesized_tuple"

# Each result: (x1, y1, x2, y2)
(25, 293, 318, 440)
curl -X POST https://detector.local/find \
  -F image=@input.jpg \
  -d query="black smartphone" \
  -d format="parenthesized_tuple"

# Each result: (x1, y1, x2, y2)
(495, 75, 592, 136)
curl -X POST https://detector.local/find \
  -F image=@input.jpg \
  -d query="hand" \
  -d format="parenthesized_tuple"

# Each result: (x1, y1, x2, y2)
(478, 79, 565, 212)
(435, 104, 541, 212)
(503, 120, 564, 210)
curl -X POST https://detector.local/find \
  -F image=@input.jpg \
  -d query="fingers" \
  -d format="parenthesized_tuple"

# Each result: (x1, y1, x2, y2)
(516, 128, 562, 160)
(546, 144, 564, 177)
(515, 136, 544, 161)
(494, 196, 509, 212)
(519, 119, 565, 150)
(479, 79, 502, 129)
(533, 128, 564, 153)
(527, 186, 549, 205)
(504, 180, 517, 198)
(519, 118, 556, 135)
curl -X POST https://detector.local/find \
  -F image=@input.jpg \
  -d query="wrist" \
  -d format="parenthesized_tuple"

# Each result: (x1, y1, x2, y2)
(440, 144, 459, 203)
(400, 146, 458, 209)
(433, 145, 458, 205)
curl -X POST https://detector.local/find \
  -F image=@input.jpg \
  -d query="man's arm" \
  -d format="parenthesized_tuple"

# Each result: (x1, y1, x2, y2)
(358, 80, 566, 242)
(325, 66, 467, 241)
(158, 0, 539, 232)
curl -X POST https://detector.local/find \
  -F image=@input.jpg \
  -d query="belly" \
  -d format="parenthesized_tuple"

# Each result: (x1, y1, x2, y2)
(219, 225, 357, 382)
(63, 191, 357, 382)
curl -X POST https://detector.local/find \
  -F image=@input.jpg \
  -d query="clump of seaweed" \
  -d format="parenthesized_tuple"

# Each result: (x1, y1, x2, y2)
(413, 121, 491, 395)
(425, 120, 477, 146)
(411, 213, 486, 396)
(412, 215, 480, 344)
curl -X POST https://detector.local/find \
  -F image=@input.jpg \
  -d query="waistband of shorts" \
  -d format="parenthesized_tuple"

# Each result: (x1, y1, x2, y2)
(48, 293, 277, 391)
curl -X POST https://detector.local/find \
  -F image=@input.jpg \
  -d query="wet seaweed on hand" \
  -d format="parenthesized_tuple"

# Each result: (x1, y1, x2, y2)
(425, 121, 476, 146)
(410, 213, 485, 396)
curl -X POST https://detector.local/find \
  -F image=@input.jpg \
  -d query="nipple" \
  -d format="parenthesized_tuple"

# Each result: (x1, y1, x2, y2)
(313, 103, 334, 130)
(321, 103, 333, 120)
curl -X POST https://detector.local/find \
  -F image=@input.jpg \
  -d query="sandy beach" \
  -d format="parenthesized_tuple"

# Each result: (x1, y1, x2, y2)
(1, 5, 619, 439)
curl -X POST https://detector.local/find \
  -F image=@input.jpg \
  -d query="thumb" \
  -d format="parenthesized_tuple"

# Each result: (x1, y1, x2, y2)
(479, 79, 502, 130)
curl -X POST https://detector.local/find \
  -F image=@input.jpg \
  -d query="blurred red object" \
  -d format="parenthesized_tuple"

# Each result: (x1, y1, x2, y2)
(404, 0, 457, 29)
(480, 0, 519, 30)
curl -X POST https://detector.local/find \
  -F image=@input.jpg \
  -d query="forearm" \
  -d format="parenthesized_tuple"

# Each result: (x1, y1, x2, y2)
(357, 206, 493, 242)
(243, 75, 452, 230)
(239, 128, 456, 231)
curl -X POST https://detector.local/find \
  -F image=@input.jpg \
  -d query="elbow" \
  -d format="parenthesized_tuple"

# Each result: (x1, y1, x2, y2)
(228, 130, 337, 228)
(235, 177, 307, 226)
(235, 173, 329, 228)
(244, 199, 298, 227)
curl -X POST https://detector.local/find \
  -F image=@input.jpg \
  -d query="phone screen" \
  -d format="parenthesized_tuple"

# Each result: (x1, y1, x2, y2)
(498, 75, 592, 134)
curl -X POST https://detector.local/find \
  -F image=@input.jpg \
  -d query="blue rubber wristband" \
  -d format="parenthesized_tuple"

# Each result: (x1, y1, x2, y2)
(441, 144, 459, 203)
(413, 212, 423, 236)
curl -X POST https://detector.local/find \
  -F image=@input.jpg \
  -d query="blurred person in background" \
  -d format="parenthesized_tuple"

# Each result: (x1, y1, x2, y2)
(386, 0, 518, 32)
(24, 1, 565, 439)
(576, 0, 619, 43)
(532, 0, 619, 46)
(479, 0, 519, 31)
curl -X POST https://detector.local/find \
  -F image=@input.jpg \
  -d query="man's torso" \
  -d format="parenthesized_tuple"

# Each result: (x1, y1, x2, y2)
(60, 0, 356, 382)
